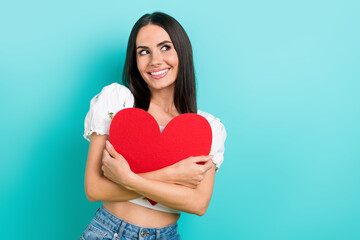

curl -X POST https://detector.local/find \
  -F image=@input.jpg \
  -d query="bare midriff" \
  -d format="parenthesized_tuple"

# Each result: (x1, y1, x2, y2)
(103, 201, 180, 228)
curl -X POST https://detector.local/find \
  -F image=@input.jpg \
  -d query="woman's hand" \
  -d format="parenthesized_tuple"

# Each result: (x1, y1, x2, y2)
(101, 140, 136, 188)
(102, 139, 213, 189)
(166, 155, 214, 189)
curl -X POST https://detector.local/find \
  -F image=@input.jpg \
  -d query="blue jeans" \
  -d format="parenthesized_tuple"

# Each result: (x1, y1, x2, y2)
(80, 206, 181, 240)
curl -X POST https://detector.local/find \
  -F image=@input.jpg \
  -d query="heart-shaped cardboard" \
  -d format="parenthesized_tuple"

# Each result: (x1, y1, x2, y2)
(109, 108, 212, 173)
(109, 108, 212, 206)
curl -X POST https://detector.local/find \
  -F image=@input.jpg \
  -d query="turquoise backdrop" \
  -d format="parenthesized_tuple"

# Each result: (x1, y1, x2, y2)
(1, 0, 359, 239)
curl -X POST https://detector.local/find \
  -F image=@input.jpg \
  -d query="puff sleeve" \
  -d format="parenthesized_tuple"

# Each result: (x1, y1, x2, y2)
(83, 83, 134, 142)
(198, 110, 227, 173)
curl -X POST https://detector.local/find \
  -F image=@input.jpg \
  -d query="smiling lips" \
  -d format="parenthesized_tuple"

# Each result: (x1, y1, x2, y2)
(148, 68, 170, 79)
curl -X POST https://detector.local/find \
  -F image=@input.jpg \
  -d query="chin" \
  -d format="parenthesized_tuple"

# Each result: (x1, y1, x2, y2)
(150, 83, 175, 91)
(146, 78, 176, 90)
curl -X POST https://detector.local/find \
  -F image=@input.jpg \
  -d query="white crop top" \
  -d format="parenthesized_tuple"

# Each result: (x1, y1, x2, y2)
(83, 83, 227, 213)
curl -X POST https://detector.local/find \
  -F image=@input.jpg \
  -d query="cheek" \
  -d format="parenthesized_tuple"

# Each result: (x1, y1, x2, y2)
(168, 54, 179, 69)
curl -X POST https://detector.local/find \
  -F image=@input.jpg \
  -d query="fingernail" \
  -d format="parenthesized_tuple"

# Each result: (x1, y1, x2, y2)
(106, 140, 112, 148)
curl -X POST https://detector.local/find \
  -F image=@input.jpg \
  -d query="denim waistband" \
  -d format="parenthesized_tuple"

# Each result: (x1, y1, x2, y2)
(93, 205, 179, 239)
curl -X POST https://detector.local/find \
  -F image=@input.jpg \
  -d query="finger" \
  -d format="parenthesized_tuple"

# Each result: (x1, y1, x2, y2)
(202, 160, 214, 173)
(105, 140, 118, 158)
(178, 182, 197, 189)
(191, 156, 200, 162)
(102, 149, 109, 163)
(191, 155, 210, 163)
(196, 175, 204, 181)
(102, 152, 115, 167)
(188, 184, 197, 189)
(103, 148, 109, 156)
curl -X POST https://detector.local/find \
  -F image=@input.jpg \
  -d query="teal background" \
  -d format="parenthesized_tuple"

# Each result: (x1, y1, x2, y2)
(1, 0, 359, 239)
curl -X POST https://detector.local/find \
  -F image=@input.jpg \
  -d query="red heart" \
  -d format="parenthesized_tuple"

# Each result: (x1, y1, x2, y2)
(109, 108, 212, 205)
(109, 108, 212, 173)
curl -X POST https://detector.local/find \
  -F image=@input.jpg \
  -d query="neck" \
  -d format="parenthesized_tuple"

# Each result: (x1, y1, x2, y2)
(149, 86, 176, 114)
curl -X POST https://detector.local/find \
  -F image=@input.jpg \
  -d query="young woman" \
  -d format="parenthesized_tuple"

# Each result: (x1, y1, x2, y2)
(81, 12, 226, 240)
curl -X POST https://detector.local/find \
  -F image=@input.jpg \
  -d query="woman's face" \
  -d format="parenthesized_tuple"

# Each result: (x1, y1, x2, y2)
(136, 24, 179, 93)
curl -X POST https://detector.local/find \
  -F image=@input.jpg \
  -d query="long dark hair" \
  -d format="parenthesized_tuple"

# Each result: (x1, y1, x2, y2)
(122, 12, 197, 114)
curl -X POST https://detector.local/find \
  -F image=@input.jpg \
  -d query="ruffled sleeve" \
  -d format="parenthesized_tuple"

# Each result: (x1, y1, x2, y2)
(198, 110, 227, 173)
(83, 83, 134, 142)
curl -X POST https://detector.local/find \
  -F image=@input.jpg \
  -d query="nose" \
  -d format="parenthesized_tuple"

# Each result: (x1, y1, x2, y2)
(150, 51, 162, 67)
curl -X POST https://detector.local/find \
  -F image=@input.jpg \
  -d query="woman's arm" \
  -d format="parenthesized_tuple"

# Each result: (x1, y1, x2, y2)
(127, 164, 215, 216)
(84, 133, 139, 202)
(85, 133, 212, 202)
(102, 140, 216, 216)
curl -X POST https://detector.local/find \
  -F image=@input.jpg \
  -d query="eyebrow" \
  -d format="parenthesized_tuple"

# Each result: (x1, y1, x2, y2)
(136, 40, 172, 50)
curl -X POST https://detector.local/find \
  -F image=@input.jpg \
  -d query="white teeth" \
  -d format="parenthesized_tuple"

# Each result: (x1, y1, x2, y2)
(150, 69, 169, 76)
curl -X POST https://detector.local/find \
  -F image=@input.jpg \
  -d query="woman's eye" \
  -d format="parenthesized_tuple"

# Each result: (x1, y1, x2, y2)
(139, 50, 149, 55)
(161, 45, 171, 51)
